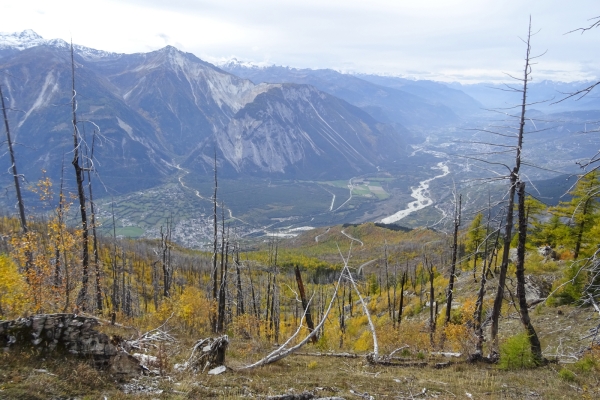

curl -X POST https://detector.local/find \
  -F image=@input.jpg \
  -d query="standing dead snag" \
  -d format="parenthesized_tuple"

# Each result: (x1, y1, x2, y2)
(515, 182, 544, 363)
(294, 264, 317, 343)
(425, 258, 437, 347)
(0, 85, 27, 234)
(490, 18, 537, 355)
(445, 193, 461, 324)
(84, 130, 102, 311)
(70, 42, 90, 311)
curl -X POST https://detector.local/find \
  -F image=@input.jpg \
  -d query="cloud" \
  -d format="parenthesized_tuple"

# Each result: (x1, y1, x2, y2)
(1, 0, 599, 82)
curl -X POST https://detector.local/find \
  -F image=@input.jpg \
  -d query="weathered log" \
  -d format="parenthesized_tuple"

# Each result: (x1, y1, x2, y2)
(0, 313, 142, 377)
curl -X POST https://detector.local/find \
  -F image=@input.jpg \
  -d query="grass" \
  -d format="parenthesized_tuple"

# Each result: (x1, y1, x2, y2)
(2, 345, 598, 399)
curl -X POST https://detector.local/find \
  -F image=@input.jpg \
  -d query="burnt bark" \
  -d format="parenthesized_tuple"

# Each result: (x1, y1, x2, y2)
(294, 265, 317, 343)
(445, 194, 461, 324)
(516, 181, 544, 363)
(70, 43, 90, 311)
(0, 85, 27, 234)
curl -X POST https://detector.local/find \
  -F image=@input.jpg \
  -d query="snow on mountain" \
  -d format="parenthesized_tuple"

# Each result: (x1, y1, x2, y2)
(0, 30, 120, 60)
(0, 29, 46, 50)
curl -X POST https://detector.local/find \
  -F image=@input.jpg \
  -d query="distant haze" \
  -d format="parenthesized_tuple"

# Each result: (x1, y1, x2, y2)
(1, 0, 599, 83)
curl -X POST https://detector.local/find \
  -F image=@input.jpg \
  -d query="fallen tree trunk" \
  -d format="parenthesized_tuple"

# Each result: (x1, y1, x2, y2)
(0, 313, 142, 379)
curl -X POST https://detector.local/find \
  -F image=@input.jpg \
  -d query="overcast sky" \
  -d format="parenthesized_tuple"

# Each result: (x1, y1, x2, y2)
(1, 0, 598, 83)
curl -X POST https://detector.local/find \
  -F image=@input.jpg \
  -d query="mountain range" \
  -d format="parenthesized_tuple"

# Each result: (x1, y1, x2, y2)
(3, 30, 595, 205)
(1, 30, 436, 197)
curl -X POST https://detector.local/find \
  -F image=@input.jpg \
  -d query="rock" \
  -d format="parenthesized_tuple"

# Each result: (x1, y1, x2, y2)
(524, 275, 551, 307)
(110, 351, 144, 380)
(538, 245, 558, 260)
(207, 365, 227, 375)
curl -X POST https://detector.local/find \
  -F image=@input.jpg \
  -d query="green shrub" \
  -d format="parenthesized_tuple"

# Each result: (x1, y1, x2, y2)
(547, 263, 586, 306)
(498, 333, 536, 370)
(573, 354, 599, 374)
(558, 368, 577, 382)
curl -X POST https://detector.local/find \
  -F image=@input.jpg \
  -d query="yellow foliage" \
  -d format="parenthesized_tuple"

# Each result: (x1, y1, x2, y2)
(397, 320, 431, 351)
(149, 287, 212, 335)
(443, 323, 473, 353)
(232, 314, 260, 339)
(353, 330, 373, 352)
(0, 254, 29, 318)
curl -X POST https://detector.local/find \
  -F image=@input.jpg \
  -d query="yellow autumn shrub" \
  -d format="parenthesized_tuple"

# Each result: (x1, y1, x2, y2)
(0, 254, 29, 318)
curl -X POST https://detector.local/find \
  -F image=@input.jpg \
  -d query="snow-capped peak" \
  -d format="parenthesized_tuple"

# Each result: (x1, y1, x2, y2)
(216, 58, 273, 70)
(0, 30, 121, 60)
(0, 29, 47, 50)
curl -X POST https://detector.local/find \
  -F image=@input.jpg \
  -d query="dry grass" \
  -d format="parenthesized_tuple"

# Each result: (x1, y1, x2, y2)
(2, 334, 599, 399)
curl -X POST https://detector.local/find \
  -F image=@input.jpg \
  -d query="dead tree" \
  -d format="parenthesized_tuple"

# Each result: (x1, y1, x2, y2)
(384, 242, 392, 319)
(234, 243, 244, 316)
(294, 264, 317, 343)
(397, 269, 407, 326)
(515, 181, 544, 363)
(216, 207, 228, 333)
(211, 151, 218, 331)
(445, 193, 461, 324)
(490, 19, 537, 354)
(473, 206, 503, 359)
(426, 258, 437, 347)
(84, 130, 102, 311)
(70, 42, 90, 311)
(0, 85, 27, 234)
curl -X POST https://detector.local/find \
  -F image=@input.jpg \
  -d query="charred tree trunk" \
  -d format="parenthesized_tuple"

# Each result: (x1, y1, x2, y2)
(490, 20, 533, 353)
(429, 263, 436, 347)
(294, 265, 317, 343)
(445, 194, 461, 324)
(384, 243, 392, 319)
(235, 244, 244, 316)
(0, 85, 27, 234)
(516, 181, 544, 363)
(84, 131, 102, 312)
(70, 43, 90, 311)
(398, 271, 406, 325)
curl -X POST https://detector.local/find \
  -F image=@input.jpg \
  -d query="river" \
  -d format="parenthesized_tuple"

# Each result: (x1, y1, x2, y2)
(380, 161, 450, 224)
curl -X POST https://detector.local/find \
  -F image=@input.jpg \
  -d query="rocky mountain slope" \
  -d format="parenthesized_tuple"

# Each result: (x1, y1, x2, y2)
(219, 61, 483, 130)
(0, 31, 414, 195)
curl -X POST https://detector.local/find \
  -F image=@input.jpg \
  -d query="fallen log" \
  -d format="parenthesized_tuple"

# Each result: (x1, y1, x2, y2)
(0, 313, 142, 379)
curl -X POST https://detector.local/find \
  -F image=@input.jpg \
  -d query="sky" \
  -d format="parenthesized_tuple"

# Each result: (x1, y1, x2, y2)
(1, 0, 598, 83)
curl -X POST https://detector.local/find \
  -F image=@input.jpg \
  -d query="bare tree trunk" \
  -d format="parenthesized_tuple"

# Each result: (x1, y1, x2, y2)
(384, 242, 392, 319)
(398, 271, 406, 325)
(490, 19, 532, 354)
(294, 265, 317, 343)
(515, 181, 543, 363)
(392, 263, 397, 328)
(235, 243, 244, 316)
(428, 260, 436, 347)
(217, 221, 228, 333)
(111, 201, 119, 312)
(0, 85, 27, 234)
(211, 151, 218, 331)
(70, 43, 90, 311)
(84, 131, 102, 312)
(445, 194, 461, 324)
(473, 205, 499, 358)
